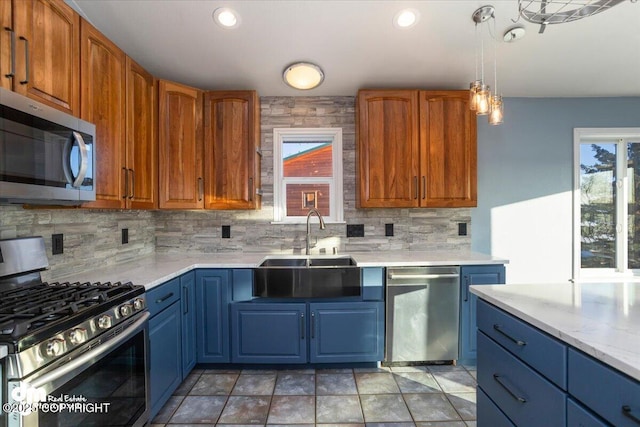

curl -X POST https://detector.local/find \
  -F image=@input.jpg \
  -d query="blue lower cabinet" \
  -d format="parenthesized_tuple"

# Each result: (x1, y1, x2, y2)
(180, 271, 196, 378)
(567, 398, 609, 427)
(459, 264, 505, 362)
(196, 269, 231, 363)
(149, 300, 182, 420)
(477, 331, 566, 427)
(309, 301, 384, 363)
(231, 303, 307, 364)
(477, 388, 515, 427)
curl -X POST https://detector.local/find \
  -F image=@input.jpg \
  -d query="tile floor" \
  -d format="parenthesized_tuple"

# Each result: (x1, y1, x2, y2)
(151, 364, 477, 427)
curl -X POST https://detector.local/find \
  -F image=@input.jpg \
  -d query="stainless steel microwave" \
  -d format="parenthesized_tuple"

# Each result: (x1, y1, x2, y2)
(0, 88, 96, 205)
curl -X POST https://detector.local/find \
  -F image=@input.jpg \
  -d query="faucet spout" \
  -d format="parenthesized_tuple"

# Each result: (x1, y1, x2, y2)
(306, 208, 326, 255)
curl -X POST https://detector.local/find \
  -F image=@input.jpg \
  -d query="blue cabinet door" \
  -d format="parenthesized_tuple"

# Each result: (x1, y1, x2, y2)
(180, 271, 196, 378)
(149, 300, 182, 420)
(309, 301, 384, 363)
(230, 302, 307, 364)
(195, 269, 230, 363)
(459, 264, 505, 362)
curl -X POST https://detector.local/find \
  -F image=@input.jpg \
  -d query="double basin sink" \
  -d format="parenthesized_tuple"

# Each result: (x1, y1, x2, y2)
(254, 255, 361, 298)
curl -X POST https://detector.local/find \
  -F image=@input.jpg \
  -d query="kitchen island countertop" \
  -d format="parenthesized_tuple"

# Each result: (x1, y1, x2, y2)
(470, 282, 640, 381)
(53, 250, 507, 291)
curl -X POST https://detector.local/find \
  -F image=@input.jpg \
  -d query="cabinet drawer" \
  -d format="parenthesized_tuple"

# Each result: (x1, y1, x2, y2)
(568, 398, 609, 427)
(477, 388, 515, 427)
(147, 278, 181, 317)
(478, 332, 566, 426)
(568, 348, 640, 427)
(477, 299, 567, 389)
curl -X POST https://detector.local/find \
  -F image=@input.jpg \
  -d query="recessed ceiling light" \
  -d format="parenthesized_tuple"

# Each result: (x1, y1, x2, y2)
(393, 9, 420, 29)
(213, 7, 240, 29)
(283, 62, 324, 90)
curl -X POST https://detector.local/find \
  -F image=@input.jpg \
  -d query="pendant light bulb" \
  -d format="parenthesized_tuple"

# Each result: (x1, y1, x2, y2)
(476, 84, 491, 115)
(489, 95, 504, 125)
(469, 80, 481, 111)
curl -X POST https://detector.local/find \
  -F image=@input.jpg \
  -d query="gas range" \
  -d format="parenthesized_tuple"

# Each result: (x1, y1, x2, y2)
(0, 237, 150, 427)
(0, 281, 146, 379)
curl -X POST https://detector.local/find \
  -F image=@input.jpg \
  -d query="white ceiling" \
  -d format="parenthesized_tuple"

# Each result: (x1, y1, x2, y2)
(68, 0, 640, 98)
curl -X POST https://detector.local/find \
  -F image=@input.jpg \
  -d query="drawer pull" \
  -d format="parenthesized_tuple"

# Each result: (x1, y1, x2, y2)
(493, 324, 527, 346)
(623, 405, 640, 424)
(155, 292, 174, 304)
(493, 374, 527, 403)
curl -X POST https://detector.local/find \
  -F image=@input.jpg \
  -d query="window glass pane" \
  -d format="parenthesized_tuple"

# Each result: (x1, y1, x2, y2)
(283, 141, 332, 177)
(580, 143, 616, 268)
(628, 143, 640, 269)
(285, 183, 330, 217)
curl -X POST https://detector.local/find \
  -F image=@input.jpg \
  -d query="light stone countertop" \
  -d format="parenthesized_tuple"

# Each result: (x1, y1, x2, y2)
(470, 282, 640, 381)
(55, 250, 507, 291)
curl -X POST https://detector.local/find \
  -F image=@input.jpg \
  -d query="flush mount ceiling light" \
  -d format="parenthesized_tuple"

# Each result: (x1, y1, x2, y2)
(213, 7, 240, 29)
(283, 62, 325, 90)
(393, 9, 420, 28)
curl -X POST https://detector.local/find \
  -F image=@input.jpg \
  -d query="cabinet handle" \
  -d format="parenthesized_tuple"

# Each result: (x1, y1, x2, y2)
(493, 374, 527, 403)
(198, 177, 204, 201)
(183, 286, 188, 315)
(129, 168, 135, 199)
(311, 312, 315, 339)
(122, 167, 128, 199)
(155, 292, 174, 304)
(422, 176, 426, 199)
(464, 276, 470, 302)
(623, 406, 640, 424)
(413, 176, 418, 199)
(493, 324, 527, 346)
(4, 27, 15, 78)
(18, 36, 28, 85)
(249, 177, 253, 202)
(300, 313, 305, 340)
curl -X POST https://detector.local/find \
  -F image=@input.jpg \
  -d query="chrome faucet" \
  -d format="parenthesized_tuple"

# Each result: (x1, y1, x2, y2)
(305, 208, 326, 255)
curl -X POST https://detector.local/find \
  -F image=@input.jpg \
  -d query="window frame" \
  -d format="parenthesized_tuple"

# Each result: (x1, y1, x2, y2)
(573, 127, 640, 280)
(272, 127, 344, 224)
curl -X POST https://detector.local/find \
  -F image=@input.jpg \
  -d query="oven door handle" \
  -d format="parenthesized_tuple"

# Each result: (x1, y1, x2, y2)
(29, 312, 149, 392)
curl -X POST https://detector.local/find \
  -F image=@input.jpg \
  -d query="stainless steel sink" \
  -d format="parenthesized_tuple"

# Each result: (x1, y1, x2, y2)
(254, 255, 360, 298)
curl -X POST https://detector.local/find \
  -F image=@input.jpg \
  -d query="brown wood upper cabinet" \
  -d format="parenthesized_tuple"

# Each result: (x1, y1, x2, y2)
(158, 80, 204, 209)
(204, 91, 261, 210)
(126, 57, 157, 209)
(1, 0, 79, 115)
(357, 89, 476, 208)
(80, 19, 126, 209)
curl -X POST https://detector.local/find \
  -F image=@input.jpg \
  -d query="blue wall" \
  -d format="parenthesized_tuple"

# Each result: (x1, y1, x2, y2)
(472, 97, 640, 282)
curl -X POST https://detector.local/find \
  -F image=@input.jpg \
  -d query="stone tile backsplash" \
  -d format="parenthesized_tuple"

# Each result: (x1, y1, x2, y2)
(1, 96, 471, 279)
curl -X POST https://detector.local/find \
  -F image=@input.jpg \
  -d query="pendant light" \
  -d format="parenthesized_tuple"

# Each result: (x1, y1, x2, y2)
(470, 5, 503, 125)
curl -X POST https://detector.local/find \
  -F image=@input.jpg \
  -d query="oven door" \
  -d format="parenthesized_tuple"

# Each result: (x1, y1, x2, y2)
(7, 312, 149, 427)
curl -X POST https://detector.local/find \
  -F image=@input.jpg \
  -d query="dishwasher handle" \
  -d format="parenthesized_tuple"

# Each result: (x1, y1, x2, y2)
(388, 273, 460, 281)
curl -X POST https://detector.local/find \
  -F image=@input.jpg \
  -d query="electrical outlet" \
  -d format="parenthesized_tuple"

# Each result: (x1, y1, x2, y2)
(122, 228, 129, 244)
(222, 225, 231, 239)
(385, 223, 394, 237)
(346, 224, 365, 238)
(52, 234, 64, 255)
(458, 223, 468, 236)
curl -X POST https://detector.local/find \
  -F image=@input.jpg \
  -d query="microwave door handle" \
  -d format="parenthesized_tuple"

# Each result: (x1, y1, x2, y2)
(62, 136, 75, 186)
(72, 131, 89, 188)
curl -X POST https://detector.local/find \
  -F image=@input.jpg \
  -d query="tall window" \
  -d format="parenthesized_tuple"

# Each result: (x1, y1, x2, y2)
(574, 128, 640, 278)
(273, 128, 343, 223)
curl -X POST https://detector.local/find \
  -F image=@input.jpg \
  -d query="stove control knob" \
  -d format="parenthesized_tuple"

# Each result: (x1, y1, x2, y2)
(68, 328, 88, 345)
(97, 314, 113, 329)
(44, 338, 65, 357)
(133, 298, 145, 311)
(119, 304, 133, 317)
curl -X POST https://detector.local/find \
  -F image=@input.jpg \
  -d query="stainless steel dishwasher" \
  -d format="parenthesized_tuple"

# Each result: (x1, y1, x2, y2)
(385, 266, 460, 362)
